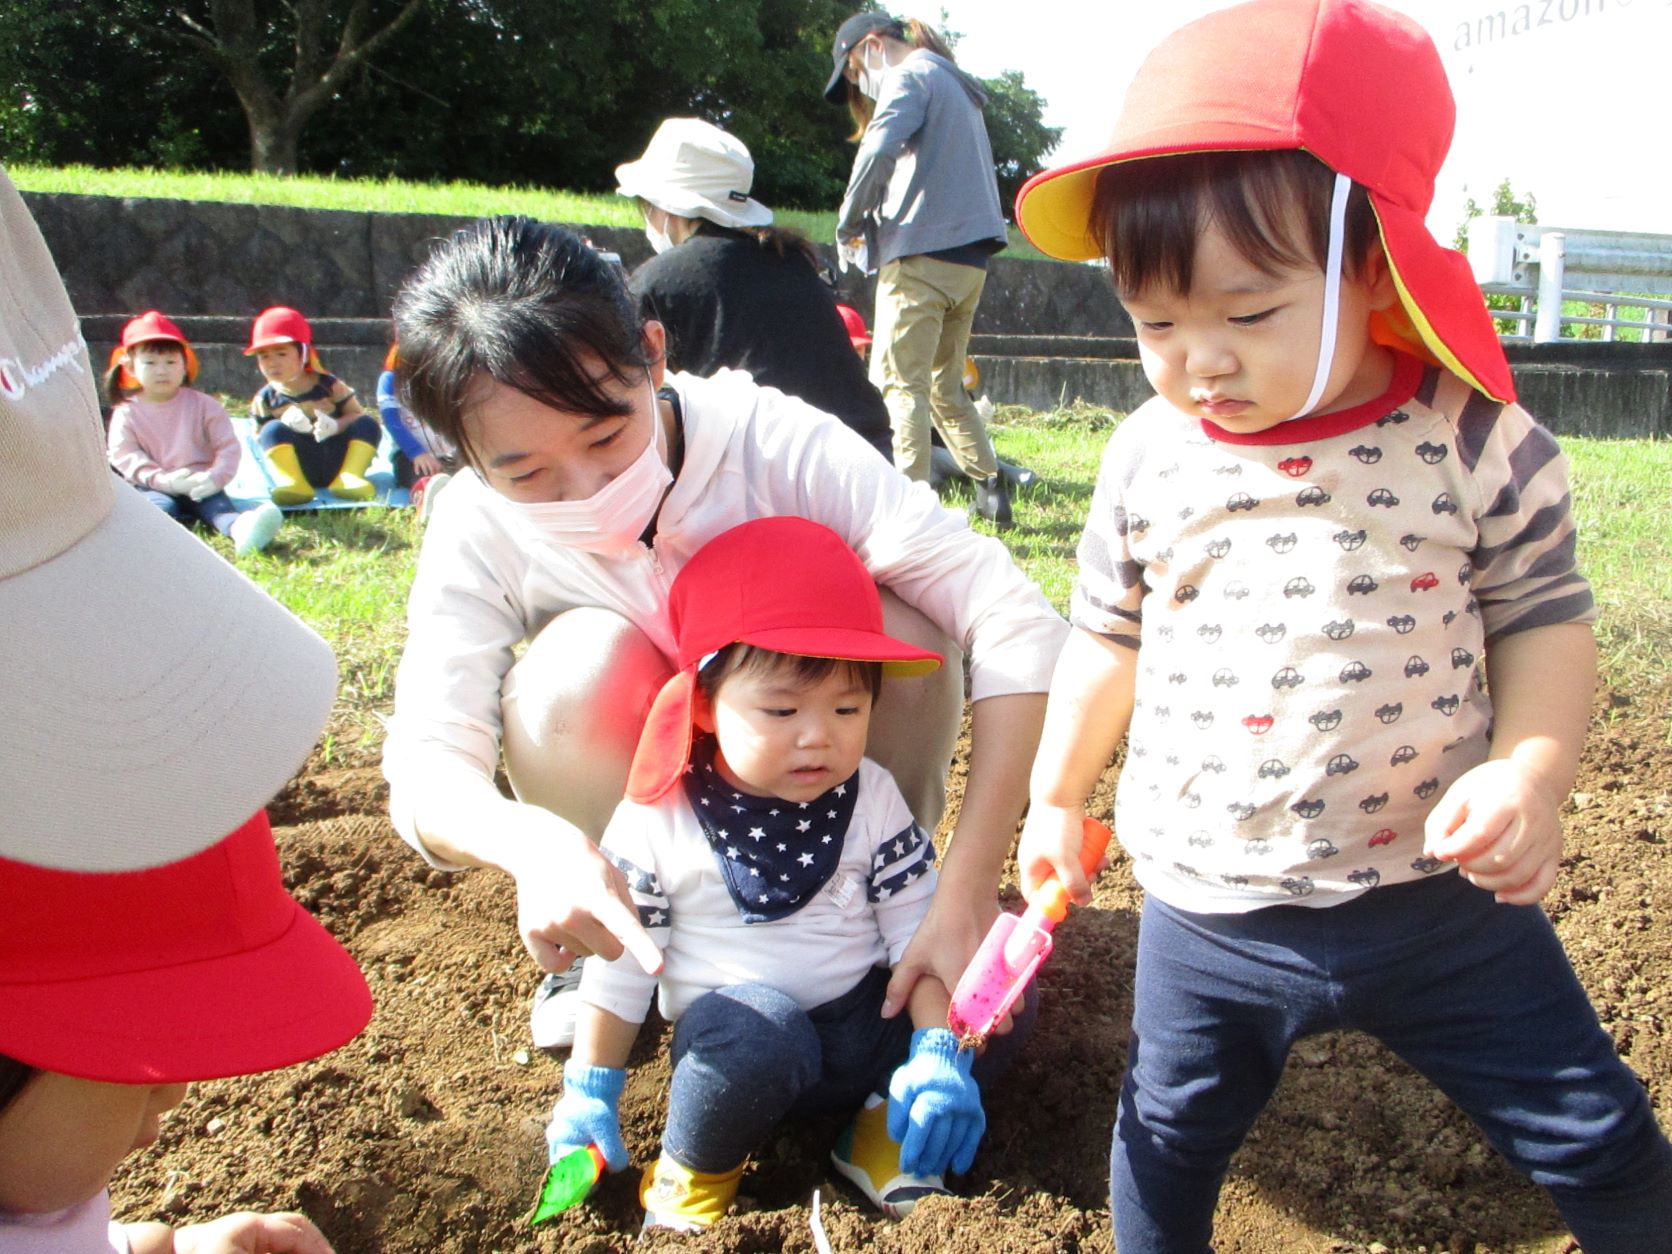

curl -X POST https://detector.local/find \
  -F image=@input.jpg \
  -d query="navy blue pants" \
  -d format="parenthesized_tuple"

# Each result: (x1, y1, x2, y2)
(140, 486, 242, 538)
(661, 964, 1037, 1172)
(258, 414, 380, 488)
(1113, 871, 1672, 1254)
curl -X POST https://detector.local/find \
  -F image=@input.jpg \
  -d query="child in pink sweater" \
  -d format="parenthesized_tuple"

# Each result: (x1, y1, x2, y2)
(105, 311, 282, 556)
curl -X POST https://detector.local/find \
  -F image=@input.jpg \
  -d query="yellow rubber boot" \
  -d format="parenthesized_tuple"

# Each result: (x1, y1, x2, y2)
(328, 438, 377, 502)
(263, 442, 316, 506)
(639, 1154, 743, 1234)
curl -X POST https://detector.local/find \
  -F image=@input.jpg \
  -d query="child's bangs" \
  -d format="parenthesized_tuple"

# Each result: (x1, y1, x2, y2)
(700, 645, 883, 701)
(1093, 151, 1374, 297)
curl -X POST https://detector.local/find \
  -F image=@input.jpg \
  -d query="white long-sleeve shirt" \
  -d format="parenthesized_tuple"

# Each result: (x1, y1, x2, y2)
(383, 368, 1067, 857)
(582, 757, 936, 1024)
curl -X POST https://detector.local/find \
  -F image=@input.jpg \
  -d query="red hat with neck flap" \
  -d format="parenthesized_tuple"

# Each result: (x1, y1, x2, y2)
(1015, 0, 1515, 404)
(626, 517, 941, 805)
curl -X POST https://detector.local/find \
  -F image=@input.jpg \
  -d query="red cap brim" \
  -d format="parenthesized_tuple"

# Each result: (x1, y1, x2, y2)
(0, 814, 372, 1083)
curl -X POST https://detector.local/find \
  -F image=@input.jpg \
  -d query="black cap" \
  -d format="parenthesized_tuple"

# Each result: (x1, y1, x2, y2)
(823, 12, 900, 104)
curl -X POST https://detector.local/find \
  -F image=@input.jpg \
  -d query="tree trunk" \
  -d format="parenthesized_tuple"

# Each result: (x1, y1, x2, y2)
(249, 115, 301, 176)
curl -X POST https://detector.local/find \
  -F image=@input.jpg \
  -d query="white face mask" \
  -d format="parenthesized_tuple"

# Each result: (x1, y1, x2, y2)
(504, 393, 673, 556)
(644, 220, 675, 255)
(856, 41, 889, 101)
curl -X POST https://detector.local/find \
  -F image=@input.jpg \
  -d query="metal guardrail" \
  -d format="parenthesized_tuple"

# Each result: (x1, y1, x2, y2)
(1467, 216, 1672, 343)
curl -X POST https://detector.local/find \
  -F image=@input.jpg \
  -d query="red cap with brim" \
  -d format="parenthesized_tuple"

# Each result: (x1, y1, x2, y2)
(0, 811, 372, 1084)
(836, 303, 872, 351)
(111, 309, 201, 386)
(1014, 0, 1514, 404)
(625, 517, 941, 805)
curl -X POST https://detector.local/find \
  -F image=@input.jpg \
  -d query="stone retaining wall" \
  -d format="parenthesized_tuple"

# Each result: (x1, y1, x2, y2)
(29, 191, 1669, 435)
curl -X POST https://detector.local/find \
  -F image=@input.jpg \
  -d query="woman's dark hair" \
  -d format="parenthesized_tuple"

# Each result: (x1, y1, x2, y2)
(1091, 150, 1379, 299)
(697, 644, 883, 705)
(691, 219, 820, 271)
(391, 216, 655, 472)
(0, 1051, 38, 1115)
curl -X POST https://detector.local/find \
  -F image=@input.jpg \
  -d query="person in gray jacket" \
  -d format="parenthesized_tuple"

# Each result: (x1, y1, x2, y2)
(825, 11, 1012, 527)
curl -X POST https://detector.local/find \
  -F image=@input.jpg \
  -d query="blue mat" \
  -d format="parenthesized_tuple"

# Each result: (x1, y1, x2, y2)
(226, 416, 411, 511)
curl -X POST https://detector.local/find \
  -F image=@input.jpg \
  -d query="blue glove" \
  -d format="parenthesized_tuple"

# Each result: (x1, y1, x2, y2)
(544, 1063, 628, 1173)
(886, 1027, 986, 1176)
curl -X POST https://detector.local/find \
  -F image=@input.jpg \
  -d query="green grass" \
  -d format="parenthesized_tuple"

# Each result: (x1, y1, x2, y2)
(197, 405, 1667, 763)
(1564, 437, 1672, 685)
(203, 508, 423, 760)
(6, 163, 1048, 260)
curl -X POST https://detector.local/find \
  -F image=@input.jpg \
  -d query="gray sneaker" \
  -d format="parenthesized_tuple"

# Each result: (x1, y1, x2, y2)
(529, 960, 585, 1051)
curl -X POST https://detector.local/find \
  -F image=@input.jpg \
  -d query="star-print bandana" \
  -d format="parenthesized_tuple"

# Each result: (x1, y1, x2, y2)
(683, 736, 857, 924)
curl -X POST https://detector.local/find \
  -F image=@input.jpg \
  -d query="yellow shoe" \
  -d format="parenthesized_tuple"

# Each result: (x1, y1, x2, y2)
(830, 1092, 949, 1220)
(639, 1154, 743, 1234)
(263, 442, 315, 506)
(327, 438, 377, 502)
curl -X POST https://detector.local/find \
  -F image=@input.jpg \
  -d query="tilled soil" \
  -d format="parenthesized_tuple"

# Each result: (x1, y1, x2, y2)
(112, 685, 1672, 1254)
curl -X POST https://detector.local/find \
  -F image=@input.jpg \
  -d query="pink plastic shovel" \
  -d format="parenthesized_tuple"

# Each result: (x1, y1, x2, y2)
(947, 817, 1112, 1048)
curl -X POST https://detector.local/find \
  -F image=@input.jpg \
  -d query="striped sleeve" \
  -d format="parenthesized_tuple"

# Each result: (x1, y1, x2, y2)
(1456, 394, 1596, 640)
(577, 801, 670, 1024)
(867, 775, 939, 965)
(1070, 423, 1145, 647)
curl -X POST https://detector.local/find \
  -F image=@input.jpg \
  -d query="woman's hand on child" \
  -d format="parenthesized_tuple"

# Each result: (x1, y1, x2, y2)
(545, 1063, 629, 1172)
(170, 1211, 336, 1254)
(277, 406, 314, 435)
(1424, 758, 1565, 905)
(503, 805, 664, 978)
(309, 411, 340, 441)
(883, 890, 999, 1026)
(184, 471, 219, 502)
(887, 1027, 986, 1176)
(413, 452, 444, 477)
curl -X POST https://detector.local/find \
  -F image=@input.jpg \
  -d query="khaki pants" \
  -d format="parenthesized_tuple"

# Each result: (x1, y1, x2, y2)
(499, 594, 964, 841)
(870, 254, 999, 484)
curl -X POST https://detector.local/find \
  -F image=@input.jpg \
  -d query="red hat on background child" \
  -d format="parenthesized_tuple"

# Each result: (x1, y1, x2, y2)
(625, 517, 942, 804)
(0, 166, 366, 1081)
(245, 305, 324, 371)
(836, 303, 872, 353)
(1014, 0, 1515, 404)
(108, 309, 201, 387)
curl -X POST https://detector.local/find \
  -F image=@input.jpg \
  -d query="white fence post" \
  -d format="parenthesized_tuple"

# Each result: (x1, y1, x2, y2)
(1533, 232, 1566, 344)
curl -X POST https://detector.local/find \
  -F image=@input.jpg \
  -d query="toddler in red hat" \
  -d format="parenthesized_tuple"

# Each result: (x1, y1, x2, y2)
(1012, 1, 1672, 1250)
(0, 169, 371, 1253)
(104, 311, 283, 556)
(543, 516, 1037, 1234)
(245, 306, 381, 506)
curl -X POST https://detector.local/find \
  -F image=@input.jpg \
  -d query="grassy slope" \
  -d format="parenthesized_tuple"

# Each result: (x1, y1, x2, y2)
(6, 163, 1049, 261)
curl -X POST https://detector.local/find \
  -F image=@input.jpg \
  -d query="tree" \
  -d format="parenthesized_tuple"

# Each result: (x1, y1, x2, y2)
(1452, 178, 1539, 336)
(980, 69, 1061, 216)
(1453, 177, 1538, 251)
(0, 0, 242, 169)
(140, 0, 429, 174)
(0, 0, 1054, 211)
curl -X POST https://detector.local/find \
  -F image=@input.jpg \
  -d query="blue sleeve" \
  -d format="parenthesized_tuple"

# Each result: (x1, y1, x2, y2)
(377, 369, 425, 459)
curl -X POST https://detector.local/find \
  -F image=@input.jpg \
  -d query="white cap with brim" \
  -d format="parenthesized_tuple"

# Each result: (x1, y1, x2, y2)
(0, 165, 337, 872)
(615, 118, 774, 231)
